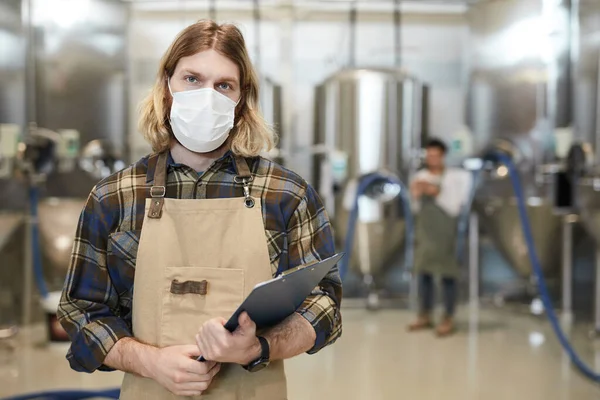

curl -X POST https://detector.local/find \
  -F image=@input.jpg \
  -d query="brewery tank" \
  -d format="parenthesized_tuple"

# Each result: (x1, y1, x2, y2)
(260, 77, 284, 162)
(572, 0, 600, 244)
(465, 0, 572, 278)
(313, 67, 429, 280)
(0, 0, 129, 327)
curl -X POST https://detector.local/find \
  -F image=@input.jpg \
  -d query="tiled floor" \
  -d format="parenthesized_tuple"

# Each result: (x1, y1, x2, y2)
(1, 307, 600, 400)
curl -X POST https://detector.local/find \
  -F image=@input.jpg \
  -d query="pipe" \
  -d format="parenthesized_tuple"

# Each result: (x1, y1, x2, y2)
(496, 152, 600, 382)
(209, 0, 216, 20)
(253, 0, 261, 74)
(348, 1, 357, 68)
(595, 248, 600, 333)
(22, 0, 36, 127)
(28, 186, 49, 299)
(561, 215, 575, 324)
(456, 169, 483, 262)
(468, 211, 479, 306)
(338, 173, 414, 280)
(394, 0, 401, 68)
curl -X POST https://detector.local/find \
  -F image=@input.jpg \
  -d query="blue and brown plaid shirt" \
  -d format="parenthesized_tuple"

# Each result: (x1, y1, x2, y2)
(58, 151, 342, 373)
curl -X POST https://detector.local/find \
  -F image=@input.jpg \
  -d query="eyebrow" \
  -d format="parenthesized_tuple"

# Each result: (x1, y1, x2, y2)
(182, 69, 239, 85)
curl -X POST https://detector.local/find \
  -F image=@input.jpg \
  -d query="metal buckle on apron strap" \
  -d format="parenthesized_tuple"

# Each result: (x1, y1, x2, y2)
(148, 185, 166, 219)
(148, 152, 169, 219)
(150, 186, 166, 198)
(234, 175, 255, 208)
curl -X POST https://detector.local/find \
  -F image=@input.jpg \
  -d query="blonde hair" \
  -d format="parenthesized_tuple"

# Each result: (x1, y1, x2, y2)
(138, 20, 275, 157)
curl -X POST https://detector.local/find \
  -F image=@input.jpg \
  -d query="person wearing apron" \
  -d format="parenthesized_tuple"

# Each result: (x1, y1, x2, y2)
(407, 139, 471, 337)
(58, 20, 342, 399)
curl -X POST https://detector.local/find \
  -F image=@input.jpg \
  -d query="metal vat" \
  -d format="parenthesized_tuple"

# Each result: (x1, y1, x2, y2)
(0, 0, 128, 327)
(313, 68, 428, 278)
(466, 0, 571, 278)
(260, 78, 283, 146)
(572, 0, 600, 243)
(37, 198, 86, 288)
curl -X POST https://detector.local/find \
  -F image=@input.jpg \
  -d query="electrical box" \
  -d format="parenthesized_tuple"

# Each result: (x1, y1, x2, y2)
(553, 172, 574, 212)
(0, 124, 21, 179)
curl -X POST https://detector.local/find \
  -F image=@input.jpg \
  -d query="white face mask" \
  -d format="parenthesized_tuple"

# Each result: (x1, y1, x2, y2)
(168, 80, 238, 153)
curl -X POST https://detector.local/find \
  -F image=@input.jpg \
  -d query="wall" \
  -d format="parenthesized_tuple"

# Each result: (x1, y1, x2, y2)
(128, 2, 467, 180)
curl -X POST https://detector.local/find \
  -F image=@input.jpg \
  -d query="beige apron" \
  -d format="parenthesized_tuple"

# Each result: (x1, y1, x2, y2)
(120, 152, 287, 400)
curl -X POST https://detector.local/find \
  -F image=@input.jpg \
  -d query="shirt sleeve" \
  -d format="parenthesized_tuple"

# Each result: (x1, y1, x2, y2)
(287, 184, 342, 354)
(57, 188, 132, 373)
(436, 169, 473, 217)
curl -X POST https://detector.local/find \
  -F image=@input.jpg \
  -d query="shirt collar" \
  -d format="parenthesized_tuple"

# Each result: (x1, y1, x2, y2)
(145, 150, 240, 183)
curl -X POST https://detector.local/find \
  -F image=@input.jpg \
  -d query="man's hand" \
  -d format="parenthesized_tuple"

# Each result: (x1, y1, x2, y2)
(421, 182, 440, 197)
(147, 345, 221, 397)
(195, 312, 262, 365)
(411, 180, 425, 199)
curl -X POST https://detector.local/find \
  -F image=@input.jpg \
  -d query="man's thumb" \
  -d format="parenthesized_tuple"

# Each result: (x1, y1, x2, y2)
(238, 312, 254, 330)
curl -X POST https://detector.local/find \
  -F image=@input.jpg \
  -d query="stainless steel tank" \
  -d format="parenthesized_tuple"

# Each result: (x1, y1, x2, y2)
(313, 68, 428, 278)
(467, 0, 571, 277)
(30, 0, 129, 198)
(572, 0, 600, 243)
(37, 198, 86, 289)
(260, 78, 283, 146)
(260, 77, 285, 163)
(0, 0, 128, 327)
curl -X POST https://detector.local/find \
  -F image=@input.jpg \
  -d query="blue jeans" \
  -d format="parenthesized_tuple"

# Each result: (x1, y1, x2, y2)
(419, 273, 457, 317)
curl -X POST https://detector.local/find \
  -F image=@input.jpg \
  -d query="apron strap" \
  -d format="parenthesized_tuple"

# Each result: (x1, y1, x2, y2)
(148, 151, 168, 219)
(233, 155, 256, 208)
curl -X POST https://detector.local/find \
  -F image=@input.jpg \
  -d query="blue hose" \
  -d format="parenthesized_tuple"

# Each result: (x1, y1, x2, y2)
(29, 186, 49, 299)
(339, 173, 414, 280)
(1, 388, 120, 400)
(496, 153, 600, 382)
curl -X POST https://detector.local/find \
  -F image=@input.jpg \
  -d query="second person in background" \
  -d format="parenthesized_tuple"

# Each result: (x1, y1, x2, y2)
(408, 138, 472, 337)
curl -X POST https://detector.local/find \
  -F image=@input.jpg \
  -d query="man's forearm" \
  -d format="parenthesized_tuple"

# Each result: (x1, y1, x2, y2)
(263, 313, 316, 361)
(104, 337, 157, 378)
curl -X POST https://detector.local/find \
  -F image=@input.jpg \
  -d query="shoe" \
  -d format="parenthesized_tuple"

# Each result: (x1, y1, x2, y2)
(407, 314, 433, 331)
(435, 316, 455, 337)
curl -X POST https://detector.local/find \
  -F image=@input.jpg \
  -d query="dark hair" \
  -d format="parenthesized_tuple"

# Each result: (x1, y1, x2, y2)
(425, 138, 448, 154)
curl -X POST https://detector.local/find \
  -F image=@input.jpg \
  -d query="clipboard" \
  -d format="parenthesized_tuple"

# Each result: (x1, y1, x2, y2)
(197, 253, 344, 361)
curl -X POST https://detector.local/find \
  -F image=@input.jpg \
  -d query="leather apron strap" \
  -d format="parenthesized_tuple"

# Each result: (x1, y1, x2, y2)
(233, 155, 255, 209)
(148, 152, 255, 219)
(148, 152, 168, 219)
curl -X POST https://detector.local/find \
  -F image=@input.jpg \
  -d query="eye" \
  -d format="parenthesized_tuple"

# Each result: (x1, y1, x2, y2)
(185, 75, 199, 84)
(217, 82, 231, 91)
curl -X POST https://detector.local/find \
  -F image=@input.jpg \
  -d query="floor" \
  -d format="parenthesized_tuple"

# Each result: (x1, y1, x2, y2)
(1, 307, 600, 400)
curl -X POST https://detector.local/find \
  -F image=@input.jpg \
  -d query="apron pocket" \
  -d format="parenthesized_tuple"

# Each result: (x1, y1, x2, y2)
(160, 267, 244, 347)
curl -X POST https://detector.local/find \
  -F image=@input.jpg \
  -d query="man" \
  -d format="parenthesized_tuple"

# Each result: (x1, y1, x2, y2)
(58, 21, 341, 399)
(407, 138, 471, 336)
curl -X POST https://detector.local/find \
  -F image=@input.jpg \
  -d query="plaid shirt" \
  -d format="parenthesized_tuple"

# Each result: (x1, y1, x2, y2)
(58, 151, 342, 373)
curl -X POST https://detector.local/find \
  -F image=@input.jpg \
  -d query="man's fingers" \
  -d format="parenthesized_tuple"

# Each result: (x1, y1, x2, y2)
(208, 362, 221, 378)
(183, 363, 221, 383)
(183, 358, 217, 375)
(238, 312, 250, 326)
(179, 344, 202, 357)
(175, 391, 203, 397)
(236, 312, 256, 334)
(178, 378, 211, 390)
